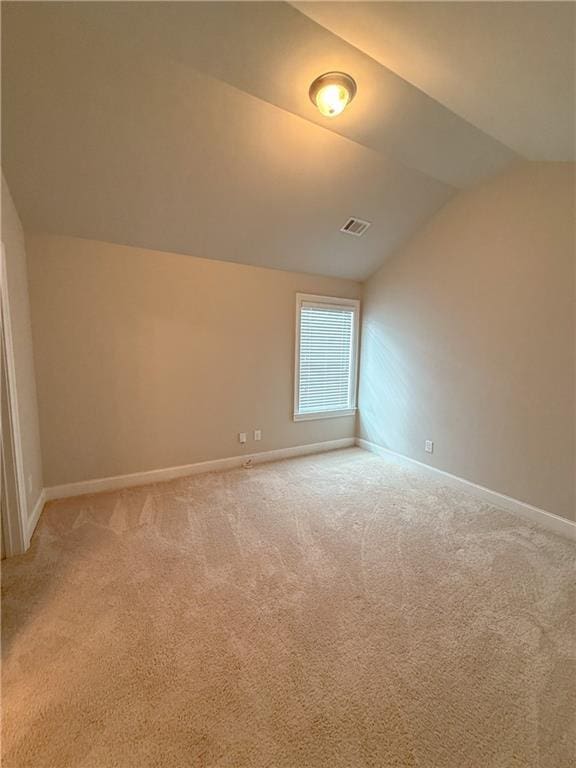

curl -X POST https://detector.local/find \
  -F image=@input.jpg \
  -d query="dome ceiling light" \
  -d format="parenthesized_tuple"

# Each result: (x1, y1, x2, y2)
(309, 72, 357, 118)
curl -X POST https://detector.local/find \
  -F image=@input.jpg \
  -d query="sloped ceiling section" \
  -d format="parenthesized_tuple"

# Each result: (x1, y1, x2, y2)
(1, 2, 571, 279)
(294, 1, 576, 161)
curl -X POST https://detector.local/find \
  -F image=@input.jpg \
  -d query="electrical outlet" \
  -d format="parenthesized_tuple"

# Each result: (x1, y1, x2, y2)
(254, 429, 262, 441)
(239, 432, 247, 444)
(425, 440, 434, 454)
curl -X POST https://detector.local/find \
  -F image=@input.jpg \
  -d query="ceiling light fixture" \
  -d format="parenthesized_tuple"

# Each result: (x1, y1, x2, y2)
(309, 72, 357, 118)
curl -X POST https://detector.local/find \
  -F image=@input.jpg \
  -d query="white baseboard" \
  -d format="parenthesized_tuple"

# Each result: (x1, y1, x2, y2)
(356, 439, 576, 541)
(26, 488, 46, 545)
(44, 438, 356, 502)
(39, 436, 573, 542)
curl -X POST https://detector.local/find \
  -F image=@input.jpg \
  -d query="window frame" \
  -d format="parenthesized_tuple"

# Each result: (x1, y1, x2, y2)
(293, 293, 360, 422)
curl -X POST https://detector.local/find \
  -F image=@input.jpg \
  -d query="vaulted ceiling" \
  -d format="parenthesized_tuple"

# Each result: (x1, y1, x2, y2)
(2, 2, 574, 280)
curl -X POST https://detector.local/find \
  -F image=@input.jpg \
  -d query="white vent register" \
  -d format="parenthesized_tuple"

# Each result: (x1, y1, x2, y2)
(294, 294, 360, 421)
(340, 217, 371, 236)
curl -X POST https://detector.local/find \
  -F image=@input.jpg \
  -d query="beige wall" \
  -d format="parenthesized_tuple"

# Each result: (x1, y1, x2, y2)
(358, 162, 575, 521)
(1, 174, 44, 523)
(26, 235, 361, 486)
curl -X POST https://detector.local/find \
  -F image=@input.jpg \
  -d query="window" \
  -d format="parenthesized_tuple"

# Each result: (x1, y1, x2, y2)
(294, 293, 360, 421)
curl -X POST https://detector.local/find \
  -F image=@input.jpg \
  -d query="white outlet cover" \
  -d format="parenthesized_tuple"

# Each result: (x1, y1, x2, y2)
(254, 430, 262, 441)
(425, 440, 434, 453)
(239, 432, 247, 444)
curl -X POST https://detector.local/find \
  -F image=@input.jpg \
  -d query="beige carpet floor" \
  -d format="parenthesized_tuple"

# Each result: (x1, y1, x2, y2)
(2, 448, 575, 767)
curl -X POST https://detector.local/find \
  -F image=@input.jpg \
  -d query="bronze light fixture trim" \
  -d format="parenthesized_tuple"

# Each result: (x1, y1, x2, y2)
(309, 72, 357, 118)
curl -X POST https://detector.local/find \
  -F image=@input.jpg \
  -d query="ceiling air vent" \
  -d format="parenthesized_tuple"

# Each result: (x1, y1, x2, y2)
(340, 217, 371, 237)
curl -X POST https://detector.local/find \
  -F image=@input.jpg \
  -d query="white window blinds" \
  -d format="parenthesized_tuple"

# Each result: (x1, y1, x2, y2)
(295, 296, 359, 419)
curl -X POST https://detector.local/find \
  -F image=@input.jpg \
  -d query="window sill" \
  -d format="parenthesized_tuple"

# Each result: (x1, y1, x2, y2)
(293, 408, 357, 422)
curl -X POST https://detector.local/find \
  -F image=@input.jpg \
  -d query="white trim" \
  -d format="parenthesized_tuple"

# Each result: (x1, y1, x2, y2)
(356, 439, 576, 541)
(298, 295, 360, 310)
(0, 243, 28, 556)
(45, 438, 355, 501)
(294, 408, 356, 422)
(293, 293, 360, 422)
(26, 489, 46, 545)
